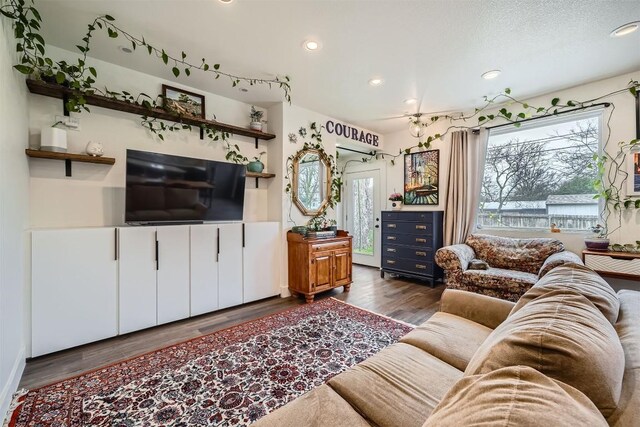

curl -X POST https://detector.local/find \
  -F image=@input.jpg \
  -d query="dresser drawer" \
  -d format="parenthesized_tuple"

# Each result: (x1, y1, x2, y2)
(383, 233, 433, 247)
(310, 240, 350, 253)
(383, 222, 433, 235)
(384, 245, 433, 262)
(382, 257, 434, 275)
(382, 211, 435, 222)
(584, 254, 640, 276)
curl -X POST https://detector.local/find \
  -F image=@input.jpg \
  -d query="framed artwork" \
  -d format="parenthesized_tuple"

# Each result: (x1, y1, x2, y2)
(404, 149, 439, 205)
(162, 84, 206, 119)
(629, 150, 640, 196)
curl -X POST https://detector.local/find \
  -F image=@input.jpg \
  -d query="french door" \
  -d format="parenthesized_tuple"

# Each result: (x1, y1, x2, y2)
(345, 169, 381, 267)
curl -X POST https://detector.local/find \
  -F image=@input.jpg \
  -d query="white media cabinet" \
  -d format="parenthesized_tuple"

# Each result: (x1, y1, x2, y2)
(31, 222, 280, 357)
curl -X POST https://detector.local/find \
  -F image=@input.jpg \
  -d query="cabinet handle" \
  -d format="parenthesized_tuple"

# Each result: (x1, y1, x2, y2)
(416, 264, 427, 269)
(387, 224, 397, 228)
(114, 228, 118, 261)
(608, 255, 635, 261)
(416, 251, 427, 256)
(416, 225, 427, 230)
(387, 236, 396, 240)
(387, 248, 396, 252)
(387, 260, 396, 265)
(216, 228, 220, 262)
(242, 223, 245, 248)
(416, 238, 427, 243)
(155, 233, 159, 271)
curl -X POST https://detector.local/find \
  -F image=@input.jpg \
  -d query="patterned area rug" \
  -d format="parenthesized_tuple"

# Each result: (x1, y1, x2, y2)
(9, 298, 413, 426)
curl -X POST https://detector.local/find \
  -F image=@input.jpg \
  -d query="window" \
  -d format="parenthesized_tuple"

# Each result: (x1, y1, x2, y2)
(477, 112, 601, 231)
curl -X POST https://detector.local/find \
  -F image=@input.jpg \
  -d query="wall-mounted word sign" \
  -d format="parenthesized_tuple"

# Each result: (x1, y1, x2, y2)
(325, 120, 379, 147)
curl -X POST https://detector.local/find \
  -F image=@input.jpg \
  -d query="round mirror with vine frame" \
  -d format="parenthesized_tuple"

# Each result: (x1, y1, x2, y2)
(291, 149, 332, 216)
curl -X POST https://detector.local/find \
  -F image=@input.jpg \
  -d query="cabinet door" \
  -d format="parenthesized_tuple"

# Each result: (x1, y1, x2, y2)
(311, 252, 333, 292)
(190, 224, 219, 316)
(334, 249, 352, 286)
(118, 226, 157, 334)
(243, 222, 280, 303)
(157, 226, 191, 324)
(218, 223, 243, 309)
(32, 228, 117, 356)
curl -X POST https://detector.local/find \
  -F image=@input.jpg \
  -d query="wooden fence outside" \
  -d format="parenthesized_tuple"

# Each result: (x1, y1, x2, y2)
(477, 213, 598, 231)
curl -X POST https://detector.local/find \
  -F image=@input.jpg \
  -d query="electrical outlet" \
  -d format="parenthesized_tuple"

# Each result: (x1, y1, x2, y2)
(55, 115, 81, 131)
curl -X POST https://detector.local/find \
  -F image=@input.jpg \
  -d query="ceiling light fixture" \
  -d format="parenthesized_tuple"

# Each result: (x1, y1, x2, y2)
(303, 40, 321, 51)
(481, 69, 501, 80)
(610, 21, 639, 37)
(408, 116, 426, 138)
(118, 46, 133, 54)
(369, 78, 384, 87)
(219, 0, 234, 3)
(404, 98, 417, 105)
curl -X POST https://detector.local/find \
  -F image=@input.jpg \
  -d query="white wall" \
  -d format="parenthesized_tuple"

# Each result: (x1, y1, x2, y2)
(0, 16, 29, 422)
(28, 46, 271, 228)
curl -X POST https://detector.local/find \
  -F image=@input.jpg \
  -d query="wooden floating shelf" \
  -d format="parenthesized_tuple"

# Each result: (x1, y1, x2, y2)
(246, 171, 276, 188)
(25, 149, 115, 177)
(26, 79, 276, 145)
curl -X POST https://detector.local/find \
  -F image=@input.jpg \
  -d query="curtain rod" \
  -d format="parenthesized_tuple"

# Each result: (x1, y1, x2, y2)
(471, 102, 611, 134)
(336, 146, 375, 156)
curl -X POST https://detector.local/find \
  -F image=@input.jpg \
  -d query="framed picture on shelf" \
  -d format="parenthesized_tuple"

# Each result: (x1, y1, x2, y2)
(404, 149, 439, 205)
(629, 149, 640, 196)
(162, 84, 206, 119)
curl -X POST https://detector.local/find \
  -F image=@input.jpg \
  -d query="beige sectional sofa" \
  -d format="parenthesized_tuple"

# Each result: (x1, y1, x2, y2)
(254, 263, 639, 426)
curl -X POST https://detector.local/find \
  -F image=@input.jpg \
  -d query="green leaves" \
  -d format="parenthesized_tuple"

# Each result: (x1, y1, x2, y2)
(551, 97, 560, 106)
(55, 71, 66, 84)
(104, 14, 115, 21)
(107, 27, 118, 38)
(172, 67, 180, 77)
(13, 64, 32, 74)
(161, 50, 168, 64)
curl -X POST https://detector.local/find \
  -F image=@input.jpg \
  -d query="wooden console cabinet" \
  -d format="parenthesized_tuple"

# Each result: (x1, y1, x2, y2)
(287, 231, 353, 303)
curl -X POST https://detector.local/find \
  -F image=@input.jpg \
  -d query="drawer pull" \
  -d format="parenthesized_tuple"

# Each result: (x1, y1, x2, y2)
(387, 260, 396, 265)
(387, 248, 396, 252)
(416, 225, 427, 230)
(387, 236, 397, 240)
(416, 251, 427, 256)
(415, 264, 427, 269)
(609, 256, 635, 261)
(416, 238, 427, 243)
(387, 224, 397, 228)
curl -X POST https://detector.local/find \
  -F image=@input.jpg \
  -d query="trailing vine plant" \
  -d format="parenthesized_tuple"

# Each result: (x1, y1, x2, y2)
(285, 122, 342, 227)
(0, 0, 291, 163)
(347, 81, 640, 239)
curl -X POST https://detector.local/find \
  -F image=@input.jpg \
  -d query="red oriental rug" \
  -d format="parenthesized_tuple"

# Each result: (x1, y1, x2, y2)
(8, 298, 413, 426)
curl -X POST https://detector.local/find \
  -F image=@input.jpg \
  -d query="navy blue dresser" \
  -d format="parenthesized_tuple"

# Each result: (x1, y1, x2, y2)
(380, 210, 444, 286)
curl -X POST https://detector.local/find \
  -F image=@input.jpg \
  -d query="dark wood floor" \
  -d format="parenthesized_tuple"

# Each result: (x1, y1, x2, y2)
(19, 265, 444, 390)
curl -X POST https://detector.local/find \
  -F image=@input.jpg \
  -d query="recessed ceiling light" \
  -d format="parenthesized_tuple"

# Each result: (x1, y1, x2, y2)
(303, 40, 321, 51)
(481, 70, 501, 80)
(118, 46, 133, 54)
(219, 0, 233, 3)
(239, 88, 248, 93)
(610, 21, 639, 37)
(369, 78, 384, 86)
(404, 98, 417, 105)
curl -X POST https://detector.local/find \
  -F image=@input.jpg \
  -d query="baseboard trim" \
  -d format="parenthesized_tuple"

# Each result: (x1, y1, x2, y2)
(0, 347, 25, 426)
(279, 284, 290, 298)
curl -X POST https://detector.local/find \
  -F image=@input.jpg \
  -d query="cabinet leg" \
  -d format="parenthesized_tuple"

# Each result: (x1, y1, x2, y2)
(305, 295, 315, 304)
(380, 270, 385, 279)
(344, 284, 351, 292)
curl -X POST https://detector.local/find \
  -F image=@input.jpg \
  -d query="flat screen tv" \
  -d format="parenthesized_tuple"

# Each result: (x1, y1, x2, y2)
(125, 149, 246, 223)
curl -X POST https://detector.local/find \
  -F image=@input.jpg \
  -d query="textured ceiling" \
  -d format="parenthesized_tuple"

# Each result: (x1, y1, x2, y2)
(33, 0, 640, 133)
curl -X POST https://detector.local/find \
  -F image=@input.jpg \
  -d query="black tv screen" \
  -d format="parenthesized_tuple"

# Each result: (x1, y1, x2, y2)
(125, 150, 246, 223)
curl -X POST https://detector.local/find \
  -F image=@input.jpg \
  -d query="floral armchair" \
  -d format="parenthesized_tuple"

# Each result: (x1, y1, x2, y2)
(435, 234, 583, 302)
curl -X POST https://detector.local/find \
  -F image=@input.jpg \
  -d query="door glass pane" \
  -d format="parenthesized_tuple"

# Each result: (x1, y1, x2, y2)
(351, 177, 374, 255)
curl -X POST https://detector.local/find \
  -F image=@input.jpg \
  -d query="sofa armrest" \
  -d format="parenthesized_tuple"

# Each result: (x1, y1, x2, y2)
(435, 244, 476, 272)
(440, 289, 515, 329)
(538, 250, 584, 278)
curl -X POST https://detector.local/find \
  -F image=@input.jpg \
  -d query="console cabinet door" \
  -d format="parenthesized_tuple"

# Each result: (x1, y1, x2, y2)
(118, 227, 157, 334)
(311, 252, 333, 292)
(218, 223, 243, 309)
(190, 224, 219, 316)
(156, 225, 191, 324)
(243, 222, 280, 303)
(32, 228, 118, 356)
(334, 250, 352, 286)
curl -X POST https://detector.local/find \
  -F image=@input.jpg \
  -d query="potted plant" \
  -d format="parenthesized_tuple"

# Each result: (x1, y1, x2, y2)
(249, 106, 264, 131)
(307, 215, 325, 232)
(389, 192, 403, 211)
(323, 218, 337, 232)
(247, 151, 266, 173)
(584, 224, 609, 251)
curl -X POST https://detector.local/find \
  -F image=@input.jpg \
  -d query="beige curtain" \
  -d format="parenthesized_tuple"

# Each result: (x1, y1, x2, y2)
(443, 129, 489, 246)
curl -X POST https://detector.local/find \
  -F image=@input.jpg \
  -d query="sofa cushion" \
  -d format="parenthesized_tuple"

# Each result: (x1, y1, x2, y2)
(252, 384, 371, 427)
(538, 250, 584, 278)
(465, 234, 564, 274)
(400, 312, 492, 371)
(328, 342, 462, 427)
(462, 267, 538, 302)
(512, 263, 620, 325)
(465, 290, 625, 417)
(607, 290, 640, 427)
(423, 366, 607, 427)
